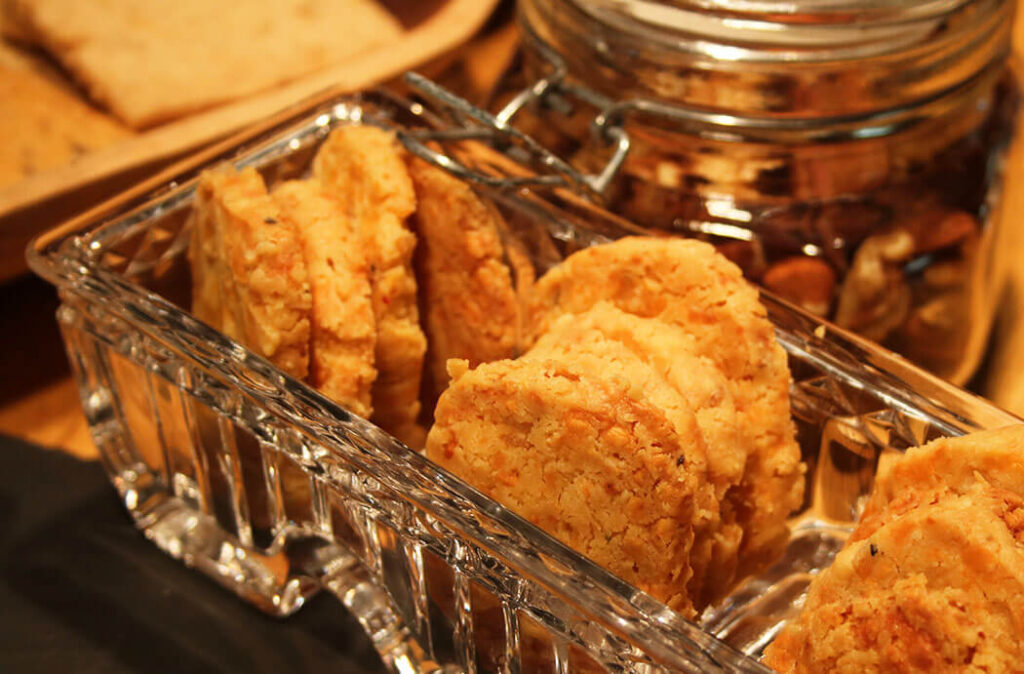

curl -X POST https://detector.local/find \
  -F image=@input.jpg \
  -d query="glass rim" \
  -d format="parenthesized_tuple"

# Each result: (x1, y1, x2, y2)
(522, 0, 1015, 122)
(567, 0, 1004, 61)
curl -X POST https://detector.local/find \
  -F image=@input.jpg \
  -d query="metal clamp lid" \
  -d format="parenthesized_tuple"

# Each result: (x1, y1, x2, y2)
(397, 42, 631, 198)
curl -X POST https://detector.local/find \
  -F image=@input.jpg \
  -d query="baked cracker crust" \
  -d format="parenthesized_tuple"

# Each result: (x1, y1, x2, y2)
(272, 179, 376, 418)
(406, 157, 520, 401)
(188, 166, 311, 379)
(6, 0, 403, 127)
(313, 125, 426, 447)
(0, 41, 129, 187)
(532, 303, 746, 608)
(530, 236, 804, 580)
(857, 424, 1024, 540)
(766, 486, 1024, 673)
(426, 357, 702, 617)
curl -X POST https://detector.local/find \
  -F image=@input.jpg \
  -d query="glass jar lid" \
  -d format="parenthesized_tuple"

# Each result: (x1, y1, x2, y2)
(521, 0, 1013, 121)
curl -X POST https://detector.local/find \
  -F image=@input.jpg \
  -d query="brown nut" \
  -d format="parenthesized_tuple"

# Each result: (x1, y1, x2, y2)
(833, 229, 914, 342)
(762, 256, 836, 316)
(914, 210, 979, 253)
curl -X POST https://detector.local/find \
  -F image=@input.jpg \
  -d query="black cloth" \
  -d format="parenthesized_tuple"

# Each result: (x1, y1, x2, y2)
(0, 434, 386, 673)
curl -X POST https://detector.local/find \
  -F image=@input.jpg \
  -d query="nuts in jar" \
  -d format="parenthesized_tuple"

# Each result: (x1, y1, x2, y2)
(495, 0, 1023, 384)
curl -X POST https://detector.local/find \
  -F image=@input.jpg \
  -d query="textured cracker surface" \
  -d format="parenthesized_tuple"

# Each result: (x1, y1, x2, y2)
(532, 303, 746, 607)
(407, 158, 520, 400)
(6, 0, 403, 128)
(530, 237, 803, 579)
(188, 166, 311, 379)
(0, 42, 129, 187)
(313, 126, 425, 447)
(425, 357, 701, 617)
(272, 179, 376, 418)
(857, 425, 1024, 539)
(765, 487, 1024, 673)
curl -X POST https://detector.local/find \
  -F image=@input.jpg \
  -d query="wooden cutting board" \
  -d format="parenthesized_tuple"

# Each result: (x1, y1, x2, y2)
(0, 0, 498, 283)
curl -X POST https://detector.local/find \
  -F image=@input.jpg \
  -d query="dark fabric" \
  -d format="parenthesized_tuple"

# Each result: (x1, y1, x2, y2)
(0, 434, 386, 673)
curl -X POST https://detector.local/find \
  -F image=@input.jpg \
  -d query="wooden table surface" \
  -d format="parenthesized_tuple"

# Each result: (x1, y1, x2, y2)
(3, 7, 1024, 463)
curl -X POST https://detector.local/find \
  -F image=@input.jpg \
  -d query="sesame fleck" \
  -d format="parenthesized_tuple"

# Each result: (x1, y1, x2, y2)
(676, 456, 685, 467)
(264, 217, 278, 224)
(869, 544, 879, 556)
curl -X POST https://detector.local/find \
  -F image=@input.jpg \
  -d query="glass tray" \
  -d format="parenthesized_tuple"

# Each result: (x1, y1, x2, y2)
(27, 87, 1021, 673)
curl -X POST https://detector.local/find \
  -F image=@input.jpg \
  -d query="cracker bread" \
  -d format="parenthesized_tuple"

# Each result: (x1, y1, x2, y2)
(426, 357, 702, 617)
(187, 171, 226, 332)
(406, 157, 520, 400)
(313, 125, 426, 447)
(856, 425, 1024, 539)
(531, 303, 747, 607)
(0, 41, 129, 188)
(272, 179, 376, 418)
(189, 166, 311, 379)
(526, 312, 715, 527)
(6, 0, 403, 128)
(530, 237, 804, 579)
(765, 486, 1024, 673)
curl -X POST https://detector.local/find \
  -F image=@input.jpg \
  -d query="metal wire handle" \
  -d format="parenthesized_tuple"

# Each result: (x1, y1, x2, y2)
(397, 55, 631, 197)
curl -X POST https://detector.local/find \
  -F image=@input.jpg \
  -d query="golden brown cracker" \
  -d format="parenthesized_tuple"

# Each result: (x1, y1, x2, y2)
(532, 303, 747, 607)
(272, 179, 376, 418)
(313, 125, 425, 446)
(187, 176, 225, 331)
(857, 425, 1024, 537)
(6, 0, 403, 127)
(0, 41, 130, 188)
(426, 357, 701, 617)
(190, 166, 311, 379)
(528, 312, 724, 605)
(540, 302, 746, 499)
(406, 157, 520, 399)
(530, 236, 803, 579)
(765, 486, 1024, 673)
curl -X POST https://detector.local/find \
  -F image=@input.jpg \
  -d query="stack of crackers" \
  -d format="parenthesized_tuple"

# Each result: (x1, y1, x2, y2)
(188, 124, 521, 448)
(1, 0, 402, 189)
(426, 237, 806, 617)
(766, 426, 1024, 673)
(188, 133, 807, 621)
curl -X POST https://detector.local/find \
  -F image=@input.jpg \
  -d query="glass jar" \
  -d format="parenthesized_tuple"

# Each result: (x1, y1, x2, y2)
(494, 0, 1023, 384)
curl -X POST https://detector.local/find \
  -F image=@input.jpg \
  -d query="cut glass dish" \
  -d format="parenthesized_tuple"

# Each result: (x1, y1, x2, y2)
(28, 89, 1020, 673)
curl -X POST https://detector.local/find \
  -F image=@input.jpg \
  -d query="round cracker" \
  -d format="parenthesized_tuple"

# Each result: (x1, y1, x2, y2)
(313, 125, 426, 446)
(190, 166, 312, 379)
(857, 425, 1024, 540)
(766, 486, 1024, 673)
(531, 303, 748, 607)
(426, 357, 702, 617)
(406, 157, 521, 401)
(530, 237, 803, 578)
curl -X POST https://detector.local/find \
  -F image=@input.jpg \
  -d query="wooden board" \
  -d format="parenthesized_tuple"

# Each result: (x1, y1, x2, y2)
(0, 0, 498, 282)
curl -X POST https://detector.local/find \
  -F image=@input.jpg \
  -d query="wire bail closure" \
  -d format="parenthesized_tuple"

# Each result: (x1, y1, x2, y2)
(397, 41, 631, 197)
